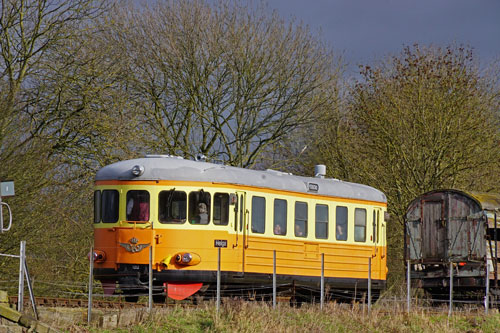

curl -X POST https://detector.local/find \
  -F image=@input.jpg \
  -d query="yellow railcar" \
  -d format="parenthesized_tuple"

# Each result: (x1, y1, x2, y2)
(93, 155, 388, 302)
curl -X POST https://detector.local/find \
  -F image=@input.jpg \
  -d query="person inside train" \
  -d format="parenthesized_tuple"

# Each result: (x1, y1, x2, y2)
(295, 224, 304, 237)
(336, 223, 347, 241)
(126, 191, 150, 221)
(194, 202, 209, 224)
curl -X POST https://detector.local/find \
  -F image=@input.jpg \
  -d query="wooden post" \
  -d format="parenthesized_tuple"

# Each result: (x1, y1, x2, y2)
(368, 257, 371, 314)
(448, 262, 453, 317)
(407, 259, 411, 313)
(320, 253, 324, 310)
(148, 245, 153, 312)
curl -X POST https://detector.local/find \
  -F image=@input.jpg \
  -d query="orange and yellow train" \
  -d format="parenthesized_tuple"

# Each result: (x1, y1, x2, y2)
(93, 155, 388, 302)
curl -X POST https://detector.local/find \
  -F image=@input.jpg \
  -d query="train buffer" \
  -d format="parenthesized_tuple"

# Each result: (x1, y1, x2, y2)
(0, 290, 60, 333)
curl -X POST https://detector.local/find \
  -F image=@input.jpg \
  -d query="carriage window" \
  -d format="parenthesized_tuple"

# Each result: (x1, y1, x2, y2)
(94, 191, 101, 223)
(336, 206, 348, 241)
(372, 210, 377, 243)
(251, 196, 266, 233)
(294, 202, 307, 237)
(355, 208, 367, 242)
(159, 190, 186, 224)
(126, 190, 149, 221)
(188, 191, 211, 224)
(214, 193, 229, 225)
(102, 190, 119, 223)
(274, 199, 287, 235)
(315, 204, 328, 239)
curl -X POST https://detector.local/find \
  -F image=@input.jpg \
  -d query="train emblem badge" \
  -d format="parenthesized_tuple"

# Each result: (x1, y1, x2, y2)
(119, 237, 150, 253)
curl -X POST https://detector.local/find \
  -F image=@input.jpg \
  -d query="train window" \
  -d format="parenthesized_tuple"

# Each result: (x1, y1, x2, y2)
(126, 190, 149, 221)
(315, 204, 328, 239)
(188, 191, 211, 224)
(294, 202, 307, 237)
(274, 199, 287, 235)
(158, 190, 186, 224)
(94, 191, 101, 223)
(336, 206, 348, 241)
(251, 196, 266, 233)
(372, 210, 377, 243)
(214, 193, 229, 225)
(354, 208, 367, 242)
(102, 190, 119, 223)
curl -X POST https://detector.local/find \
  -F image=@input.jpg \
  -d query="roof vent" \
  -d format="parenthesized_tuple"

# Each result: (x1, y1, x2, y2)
(314, 165, 326, 178)
(195, 154, 207, 162)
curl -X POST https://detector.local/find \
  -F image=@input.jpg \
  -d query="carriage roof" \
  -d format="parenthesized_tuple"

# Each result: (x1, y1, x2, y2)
(95, 155, 387, 204)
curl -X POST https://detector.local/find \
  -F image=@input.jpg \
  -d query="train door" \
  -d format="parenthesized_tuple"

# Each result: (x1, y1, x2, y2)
(421, 200, 446, 260)
(234, 191, 247, 274)
(372, 208, 382, 277)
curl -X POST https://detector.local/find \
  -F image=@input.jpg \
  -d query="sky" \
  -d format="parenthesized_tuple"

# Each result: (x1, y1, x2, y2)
(267, 0, 500, 74)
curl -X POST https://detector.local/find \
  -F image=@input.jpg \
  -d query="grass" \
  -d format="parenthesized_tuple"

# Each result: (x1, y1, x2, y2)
(44, 300, 500, 333)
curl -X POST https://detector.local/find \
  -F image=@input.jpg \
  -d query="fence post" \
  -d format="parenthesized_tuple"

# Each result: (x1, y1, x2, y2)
(87, 246, 94, 324)
(17, 240, 25, 312)
(368, 256, 371, 314)
(448, 262, 453, 317)
(273, 250, 276, 308)
(24, 261, 38, 320)
(407, 259, 411, 313)
(485, 258, 490, 314)
(320, 253, 324, 310)
(148, 245, 153, 312)
(216, 247, 221, 316)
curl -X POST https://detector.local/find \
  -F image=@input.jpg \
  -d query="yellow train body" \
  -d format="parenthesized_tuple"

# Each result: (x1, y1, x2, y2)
(93, 157, 387, 301)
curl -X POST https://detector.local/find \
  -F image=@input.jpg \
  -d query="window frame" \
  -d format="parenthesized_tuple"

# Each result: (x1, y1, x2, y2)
(336, 206, 348, 241)
(251, 196, 266, 234)
(315, 204, 329, 239)
(294, 201, 308, 238)
(158, 190, 187, 224)
(273, 199, 287, 236)
(354, 208, 367, 242)
(213, 192, 230, 226)
(101, 189, 119, 223)
(188, 190, 211, 225)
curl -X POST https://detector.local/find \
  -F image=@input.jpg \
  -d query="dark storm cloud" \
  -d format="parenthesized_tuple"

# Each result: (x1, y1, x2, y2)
(269, 0, 500, 70)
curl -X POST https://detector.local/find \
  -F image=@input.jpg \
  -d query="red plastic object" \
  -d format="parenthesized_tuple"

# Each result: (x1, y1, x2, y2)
(165, 282, 203, 300)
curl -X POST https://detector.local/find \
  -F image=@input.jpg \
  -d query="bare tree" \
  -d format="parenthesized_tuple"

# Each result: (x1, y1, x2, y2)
(105, 0, 341, 167)
(302, 45, 500, 281)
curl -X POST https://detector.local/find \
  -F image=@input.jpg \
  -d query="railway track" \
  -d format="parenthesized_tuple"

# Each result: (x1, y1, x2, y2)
(8, 296, 185, 309)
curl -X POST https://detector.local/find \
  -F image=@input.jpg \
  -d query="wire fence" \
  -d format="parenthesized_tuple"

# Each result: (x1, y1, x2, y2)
(1, 242, 499, 322)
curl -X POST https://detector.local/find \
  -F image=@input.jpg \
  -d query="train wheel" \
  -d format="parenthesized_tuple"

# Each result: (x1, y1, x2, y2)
(153, 294, 166, 304)
(124, 289, 140, 303)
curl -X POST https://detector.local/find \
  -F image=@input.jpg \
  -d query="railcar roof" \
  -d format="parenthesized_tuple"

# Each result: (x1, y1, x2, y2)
(95, 156, 387, 204)
(408, 189, 500, 211)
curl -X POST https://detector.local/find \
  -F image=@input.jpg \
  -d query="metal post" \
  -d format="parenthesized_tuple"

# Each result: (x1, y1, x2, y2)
(24, 261, 38, 320)
(273, 250, 276, 308)
(485, 259, 490, 314)
(148, 245, 153, 312)
(368, 257, 371, 313)
(17, 241, 25, 312)
(87, 246, 94, 323)
(448, 262, 453, 317)
(320, 253, 324, 310)
(407, 259, 411, 313)
(216, 247, 221, 315)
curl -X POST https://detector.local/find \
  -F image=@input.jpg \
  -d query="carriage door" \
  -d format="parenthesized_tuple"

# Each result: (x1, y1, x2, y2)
(235, 191, 247, 273)
(422, 200, 446, 260)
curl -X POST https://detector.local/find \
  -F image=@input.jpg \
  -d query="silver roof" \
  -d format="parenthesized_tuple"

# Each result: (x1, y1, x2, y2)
(95, 155, 387, 203)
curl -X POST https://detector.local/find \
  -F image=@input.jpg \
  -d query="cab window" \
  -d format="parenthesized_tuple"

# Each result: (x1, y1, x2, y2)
(294, 201, 307, 237)
(159, 190, 186, 224)
(354, 208, 367, 242)
(126, 190, 150, 221)
(94, 191, 101, 223)
(188, 190, 211, 224)
(101, 190, 119, 223)
(214, 193, 229, 225)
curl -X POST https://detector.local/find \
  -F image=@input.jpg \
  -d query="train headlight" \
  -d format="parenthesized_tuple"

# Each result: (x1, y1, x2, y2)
(131, 165, 145, 177)
(174, 252, 201, 266)
(88, 250, 106, 263)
